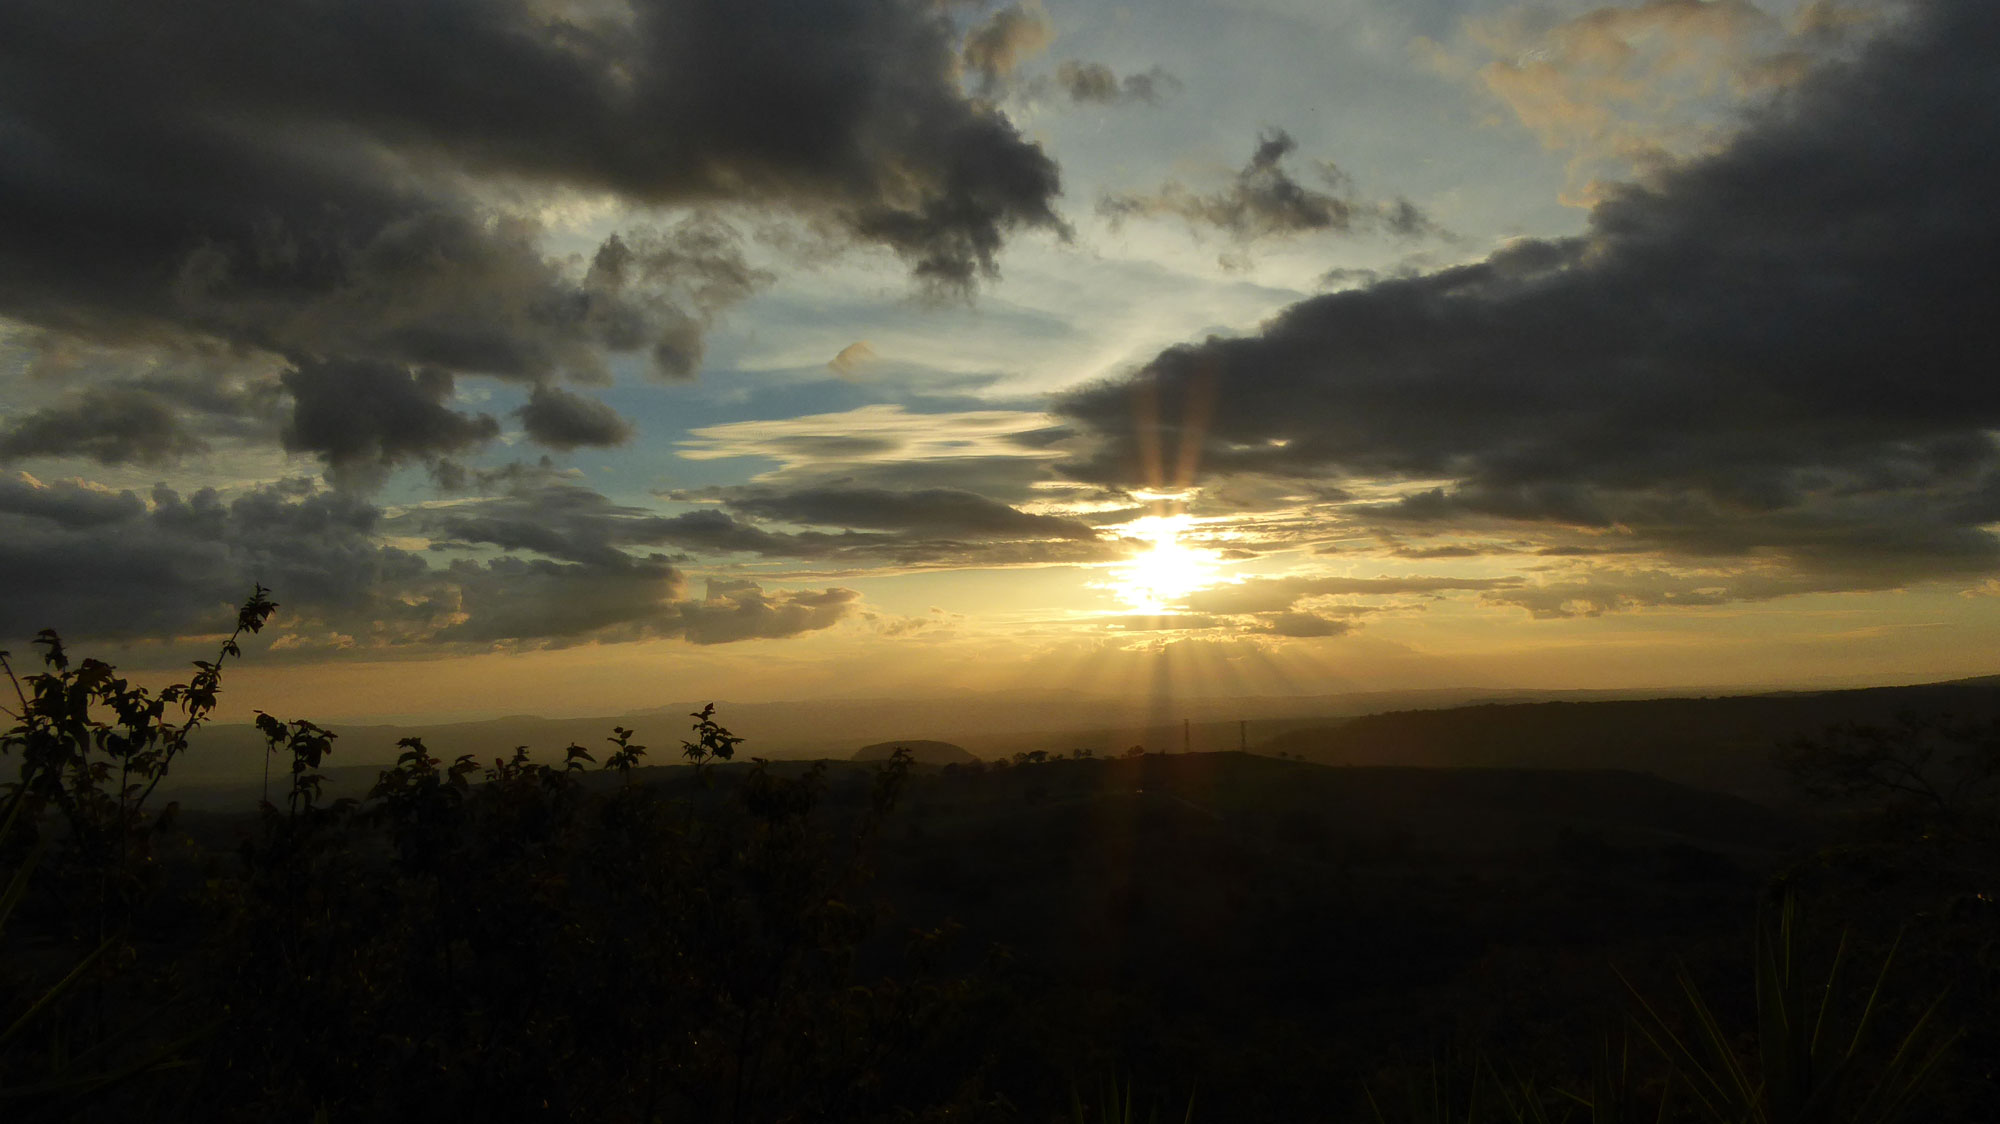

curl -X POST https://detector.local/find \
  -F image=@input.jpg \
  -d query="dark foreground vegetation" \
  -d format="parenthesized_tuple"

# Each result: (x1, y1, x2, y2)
(3, 592, 1997, 1121)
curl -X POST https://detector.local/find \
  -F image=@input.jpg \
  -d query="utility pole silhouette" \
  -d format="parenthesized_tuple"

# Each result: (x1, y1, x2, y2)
(1183, 718, 1190, 754)
(1240, 719, 1246, 753)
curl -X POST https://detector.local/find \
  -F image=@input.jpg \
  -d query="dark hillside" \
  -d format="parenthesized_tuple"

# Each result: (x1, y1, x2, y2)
(854, 739, 975, 764)
(1261, 682, 2000, 803)
(864, 751, 1804, 1105)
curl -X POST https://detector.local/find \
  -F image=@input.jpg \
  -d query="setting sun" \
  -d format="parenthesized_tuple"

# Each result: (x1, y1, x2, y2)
(1110, 513, 1225, 613)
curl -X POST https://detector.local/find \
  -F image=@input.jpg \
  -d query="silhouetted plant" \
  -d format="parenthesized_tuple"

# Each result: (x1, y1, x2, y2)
(1070, 1075, 1195, 1124)
(1778, 711, 2000, 838)
(605, 724, 646, 777)
(253, 711, 338, 817)
(1365, 1053, 1571, 1124)
(1620, 891, 1957, 1124)
(1553, 1036, 1671, 1124)
(2, 589, 1028, 1122)
(684, 702, 744, 769)
(1, 586, 276, 1118)
(2, 586, 276, 919)
(10, 588, 1995, 1122)
(0, 805, 196, 1112)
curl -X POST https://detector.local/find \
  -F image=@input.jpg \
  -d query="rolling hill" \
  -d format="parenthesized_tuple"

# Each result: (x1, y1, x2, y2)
(1258, 680, 2000, 804)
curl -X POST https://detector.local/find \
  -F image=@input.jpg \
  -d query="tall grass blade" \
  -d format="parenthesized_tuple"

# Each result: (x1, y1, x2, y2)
(0, 937, 114, 1050)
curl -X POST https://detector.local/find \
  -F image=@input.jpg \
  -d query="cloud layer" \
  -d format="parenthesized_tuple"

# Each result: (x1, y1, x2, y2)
(1061, 0, 2000, 608)
(0, 0, 1064, 474)
(0, 472, 858, 651)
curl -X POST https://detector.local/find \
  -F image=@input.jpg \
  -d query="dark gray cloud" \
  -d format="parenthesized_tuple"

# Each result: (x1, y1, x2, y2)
(424, 480, 712, 566)
(720, 485, 1096, 539)
(417, 559, 855, 648)
(0, 474, 145, 529)
(0, 0, 1063, 469)
(753, 435, 904, 460)
(769, 455, 1069, 508)
(410, 559, 857, 649)
(0, 472, 856, 650)
(425, 486, 831, 564)
(667, 448, 1079, 515)
(577, 221, 773, 379)
(433, 479, 1118, 570)
(418, 553, 691, 646)
(0, 339, 287, 466)
(1054, 61, 1181, 105)
(641, 509, 827, 559)
(678, 580, 861, 646)
(0, 475, 417, 642)
(0, 387, 210, 466)
(1060, 0, 2000, 600)
(280, 358, 500, 488)
(516, 385, 636, 451)
(1099, 129, 1439, 244)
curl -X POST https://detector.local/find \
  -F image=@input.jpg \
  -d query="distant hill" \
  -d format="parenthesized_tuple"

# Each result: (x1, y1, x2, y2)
(854, 739, 974, 764)
(164, 674, 2000, 790)
(1259, 680, 2000, 805)
(171, 684, 1712, 778)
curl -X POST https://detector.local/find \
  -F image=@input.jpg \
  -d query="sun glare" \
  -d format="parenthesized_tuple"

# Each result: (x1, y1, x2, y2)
(1111, 513, 1223, 613)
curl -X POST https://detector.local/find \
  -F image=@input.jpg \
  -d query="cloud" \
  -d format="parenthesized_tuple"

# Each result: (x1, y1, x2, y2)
(678, 580, 860, 645)
(1058, 0, 2000, 607)
(0, 475, 418, 642)
(961, 3, 1055, 92)
(1387, 543, 1493, 560)
(0, 0, 1065, 474)
(0, 471, 859, 650)
(417, 553, 692, 647)
(569, 220, 773, 380)
(1100, 613, 1224, 632)
(515, 385, 636, 450)
(1182, 575, 1522, 616)
(1252, 611, 1356, 638)
(0, 335, 287, 467)
(0, 472, 145, 528)
(1054, 61, 1181, 105)
(422, 563, 856, 648)
(676, 404, 1071, 502)
(423, 480, 730, 566)
(435, 477, 1116, 571)
(1479, 566, 1832, 619)
(0, 387, 211, 466)
(719, 485, 1097, 539)
(1434, 0, 1892, 202)
(828, 341, 879, 378)
(279, 358, 500, 488)
(1099, 129, 1440, 248)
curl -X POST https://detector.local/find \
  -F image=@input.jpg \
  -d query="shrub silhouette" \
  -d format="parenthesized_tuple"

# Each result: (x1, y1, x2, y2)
(1, 589, 999, 1123)
(4, 588, 1990, 1122)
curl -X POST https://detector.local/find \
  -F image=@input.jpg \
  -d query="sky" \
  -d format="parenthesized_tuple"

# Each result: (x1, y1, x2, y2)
(3, 0, 1998, 722)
